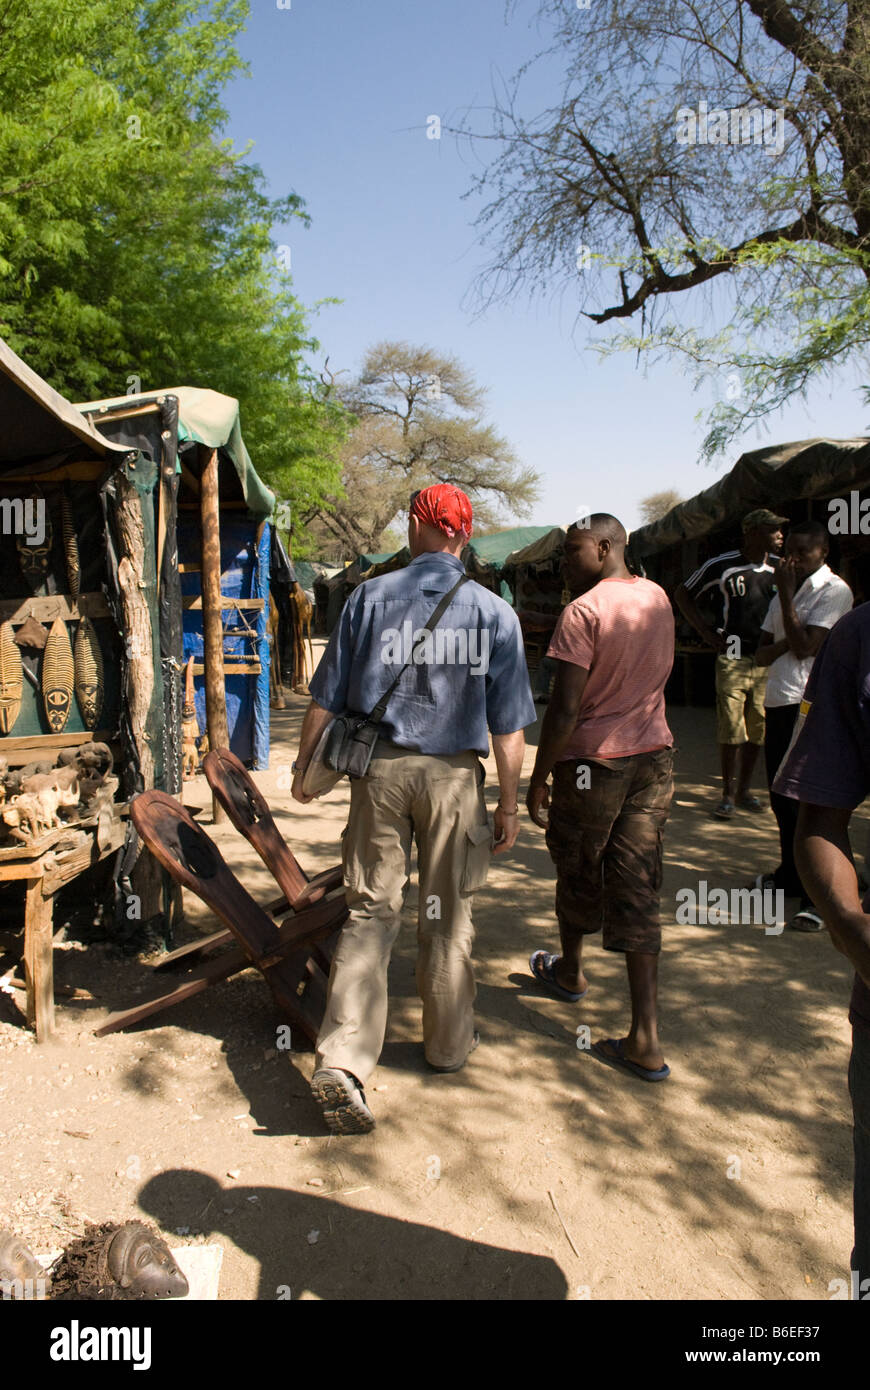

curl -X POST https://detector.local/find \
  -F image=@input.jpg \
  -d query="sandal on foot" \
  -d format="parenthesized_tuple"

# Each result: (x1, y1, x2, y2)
(713, 799, 735, 819)
(311, 1068, 375, 1134)
(591, 1038, 670, 1083)
(752, 872, 777, 891)
(737, 793, 763, 812)
(789, 909, 825, 933)
(528, 950, 588, 1002)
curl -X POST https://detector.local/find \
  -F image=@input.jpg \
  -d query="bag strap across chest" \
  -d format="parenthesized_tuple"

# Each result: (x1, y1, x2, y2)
(366, 572, 471, 725)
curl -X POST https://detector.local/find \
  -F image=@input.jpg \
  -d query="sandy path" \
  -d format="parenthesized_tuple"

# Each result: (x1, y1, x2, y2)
(1, 650, 865, 1300)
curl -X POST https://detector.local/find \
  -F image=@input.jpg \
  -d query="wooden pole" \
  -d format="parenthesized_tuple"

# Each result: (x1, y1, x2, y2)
(200, 447, 229, 823)
(115, 476, 155, 791)
(115, 472, 163, 924)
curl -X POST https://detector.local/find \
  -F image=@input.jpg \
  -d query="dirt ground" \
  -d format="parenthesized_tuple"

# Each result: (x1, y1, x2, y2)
(1, 645, 867, 1301)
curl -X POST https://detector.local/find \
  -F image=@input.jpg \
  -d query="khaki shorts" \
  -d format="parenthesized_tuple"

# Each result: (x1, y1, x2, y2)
(546, 748, 674, 955)
(715, 654, 768, 745)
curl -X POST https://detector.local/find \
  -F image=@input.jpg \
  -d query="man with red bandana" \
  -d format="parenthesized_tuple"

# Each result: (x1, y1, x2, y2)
(291, 484, 535, 1133)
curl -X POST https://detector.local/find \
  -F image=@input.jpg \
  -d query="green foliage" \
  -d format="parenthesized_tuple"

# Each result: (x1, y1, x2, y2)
(0, 0, 344, 523)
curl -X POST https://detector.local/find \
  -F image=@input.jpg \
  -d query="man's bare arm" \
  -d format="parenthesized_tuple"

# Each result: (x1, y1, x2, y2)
(526, 661, 589, 828)
(780, 613, 829, 661)
(755, 629, 790, 667)
(491, 729, 526, 855)
(674, 583, 725, 652)
(795, 802, 870, 990)
(290, 700, 334, 804)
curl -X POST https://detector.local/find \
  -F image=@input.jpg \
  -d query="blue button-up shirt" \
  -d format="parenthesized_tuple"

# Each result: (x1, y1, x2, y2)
(309, 552, 535, 755)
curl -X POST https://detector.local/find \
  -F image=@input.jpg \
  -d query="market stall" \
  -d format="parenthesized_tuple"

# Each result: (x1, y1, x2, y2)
(628, 436, 870, 704)
(0, 337, 165, 1037)
(78, 387, 275, 782)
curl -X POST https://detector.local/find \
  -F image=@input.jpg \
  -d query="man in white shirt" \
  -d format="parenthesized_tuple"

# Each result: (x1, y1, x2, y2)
(756, 520, 853, 929)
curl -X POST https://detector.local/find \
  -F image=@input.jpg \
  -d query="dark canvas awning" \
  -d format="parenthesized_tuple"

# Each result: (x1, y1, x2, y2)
(630, 437, 870, 559)
(0, 338, 132, 467)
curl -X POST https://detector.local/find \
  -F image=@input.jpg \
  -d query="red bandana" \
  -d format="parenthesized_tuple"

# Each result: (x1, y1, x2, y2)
(410, 484, 473, 540)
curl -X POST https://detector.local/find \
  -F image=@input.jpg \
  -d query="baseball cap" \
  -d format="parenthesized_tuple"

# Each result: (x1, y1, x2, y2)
(742, 508, 788, 532)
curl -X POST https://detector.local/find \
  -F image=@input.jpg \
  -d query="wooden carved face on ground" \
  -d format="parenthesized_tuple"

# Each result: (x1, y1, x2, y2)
(51, 1221, 189, 1300)
(106, 1222, 189, 1300)
(0, 1229, 48, 1296)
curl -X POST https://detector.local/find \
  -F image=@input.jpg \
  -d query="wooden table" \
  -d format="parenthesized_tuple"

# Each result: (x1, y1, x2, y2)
(0, 819, 127, 1041)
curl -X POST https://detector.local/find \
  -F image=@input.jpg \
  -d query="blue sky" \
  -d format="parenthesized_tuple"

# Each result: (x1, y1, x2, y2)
(224, 0, 869, 533)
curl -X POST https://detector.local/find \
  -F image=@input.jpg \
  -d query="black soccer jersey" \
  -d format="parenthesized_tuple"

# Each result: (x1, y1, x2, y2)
(683, 550, 780, 647)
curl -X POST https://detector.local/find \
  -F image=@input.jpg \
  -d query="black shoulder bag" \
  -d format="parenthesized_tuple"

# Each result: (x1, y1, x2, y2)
(323, 573, 470, 779)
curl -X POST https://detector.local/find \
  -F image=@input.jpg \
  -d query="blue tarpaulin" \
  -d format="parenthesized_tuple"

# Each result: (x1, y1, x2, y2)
(178, 519, 271, 769)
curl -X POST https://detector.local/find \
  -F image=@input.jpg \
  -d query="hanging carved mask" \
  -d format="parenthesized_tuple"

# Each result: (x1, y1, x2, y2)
(42, 618, 74, 733)
(61, 489, 81, 606)
(0, 622, 23, 735)
(16, 491, 53, 591)
(74, 618, 104, 730)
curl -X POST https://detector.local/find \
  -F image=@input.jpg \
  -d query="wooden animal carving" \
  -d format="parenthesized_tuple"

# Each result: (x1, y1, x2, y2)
(74, 618, 103, 729)
(3, 782, 80, 840)
(181, 656, 200, 779)
(3, 795, 46, 841)
(21, 766, 80, 798)
(61, 490, 81, 606)
(268, 595, 285, 709)
(42, 619, 74, 733)
(292, 583, 315, 691)
(0, 623, 23, 734)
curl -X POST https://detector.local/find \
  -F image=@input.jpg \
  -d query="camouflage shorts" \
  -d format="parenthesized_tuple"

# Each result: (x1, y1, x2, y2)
(545, 748, 674, 955)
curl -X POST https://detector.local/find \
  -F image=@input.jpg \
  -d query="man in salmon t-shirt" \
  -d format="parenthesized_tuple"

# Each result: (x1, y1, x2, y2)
(526, 514, 675, 1082)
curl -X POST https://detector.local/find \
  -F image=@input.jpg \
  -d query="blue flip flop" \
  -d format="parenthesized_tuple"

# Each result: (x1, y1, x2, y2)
(528, 950, 588, 1002)
(591, 1038, 670, 1083)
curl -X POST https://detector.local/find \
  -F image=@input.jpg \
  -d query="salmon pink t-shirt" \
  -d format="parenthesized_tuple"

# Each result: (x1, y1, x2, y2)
(547, 576, 675, 758)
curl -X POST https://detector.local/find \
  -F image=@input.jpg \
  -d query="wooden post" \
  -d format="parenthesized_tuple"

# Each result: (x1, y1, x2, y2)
(115, 475, 156, 791)
(200, 447, 229, 823)
(115, 472, 165, 925)
(23, 877, 54, 1041)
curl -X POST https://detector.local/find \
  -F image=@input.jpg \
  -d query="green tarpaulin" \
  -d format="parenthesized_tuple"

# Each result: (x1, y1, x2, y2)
(467, 526, 560, 568)
(77, 385, 275, 520)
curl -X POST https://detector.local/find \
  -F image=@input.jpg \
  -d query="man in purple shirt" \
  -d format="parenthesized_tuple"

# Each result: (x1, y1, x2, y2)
(774, 603, 870, 1289)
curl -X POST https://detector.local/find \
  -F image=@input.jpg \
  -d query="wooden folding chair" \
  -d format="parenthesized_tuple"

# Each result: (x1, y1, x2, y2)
(95, 791, 347, 1042)
(203, 747, 343, 987)
(202, 747, 342, 916)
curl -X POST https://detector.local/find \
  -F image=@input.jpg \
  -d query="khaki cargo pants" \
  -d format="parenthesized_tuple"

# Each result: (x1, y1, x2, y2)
(315, 742, 492, 1082)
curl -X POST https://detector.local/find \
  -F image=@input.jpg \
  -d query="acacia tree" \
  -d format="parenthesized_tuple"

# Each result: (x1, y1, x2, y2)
(638, 489, 684, 524)
(303, 341, 540, 556)
(466, 0, 870, 457)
